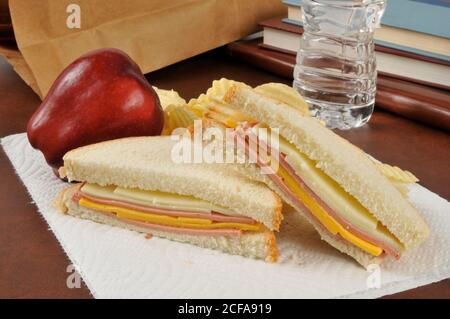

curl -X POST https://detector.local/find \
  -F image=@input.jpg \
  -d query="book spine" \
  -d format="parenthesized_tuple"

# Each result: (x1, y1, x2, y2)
(282, 18, 302, 27)
(278, 19, 450, 64)
(375, 40, 450, 63)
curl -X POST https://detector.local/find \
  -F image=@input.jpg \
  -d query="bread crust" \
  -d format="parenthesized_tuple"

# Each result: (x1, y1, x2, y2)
(224, 85, 429, 249)
(60, 135, 282, 231)
(234, 163, 385, 267)
(271, 193, 283, 232)
(59, 186, 278, 262)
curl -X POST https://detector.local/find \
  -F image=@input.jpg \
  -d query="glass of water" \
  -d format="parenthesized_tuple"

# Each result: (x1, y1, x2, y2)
(293, 0, 387, 129)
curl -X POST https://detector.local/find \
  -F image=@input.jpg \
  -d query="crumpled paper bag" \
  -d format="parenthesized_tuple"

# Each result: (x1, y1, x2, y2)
(5, 0, 285, 98)
(2, 133, 450, 298)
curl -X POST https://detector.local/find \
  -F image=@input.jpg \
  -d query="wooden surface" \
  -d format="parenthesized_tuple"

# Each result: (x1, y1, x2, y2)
(0, 48, 449, 298)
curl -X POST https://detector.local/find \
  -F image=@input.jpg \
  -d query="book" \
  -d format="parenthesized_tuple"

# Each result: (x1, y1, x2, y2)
(282, 3, 450, 62)
(282, 0, 450, 39)
(283, 0, 302, 22)
(227, 39, 450, 132)
(260, 18, 450, 90)
(382, 0, 450, 39)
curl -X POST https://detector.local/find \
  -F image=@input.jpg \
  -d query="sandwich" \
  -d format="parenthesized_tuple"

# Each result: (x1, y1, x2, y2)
(192, 80, 429, 267)
(57, 136, 282, 262)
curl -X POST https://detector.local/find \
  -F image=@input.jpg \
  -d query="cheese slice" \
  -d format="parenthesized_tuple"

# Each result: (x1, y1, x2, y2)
(78, 198, 262, 232)
(81, 183, 241, 216)
(276, 137, 403, 253)
(251, 128, 403, 255)
(252, 128, 378, 231)
(273, 135, 378, 232)
(277, 165, 383, 256)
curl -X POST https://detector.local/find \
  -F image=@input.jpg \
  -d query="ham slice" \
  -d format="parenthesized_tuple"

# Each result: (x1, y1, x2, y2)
(72, 189, 256, 237)
(234, 127, 400, 259)
(102, 211, 243, 237)
(74, 190, 256, 225)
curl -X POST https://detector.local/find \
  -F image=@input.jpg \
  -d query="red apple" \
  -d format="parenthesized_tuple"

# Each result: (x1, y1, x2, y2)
(27, 48, 164, 169)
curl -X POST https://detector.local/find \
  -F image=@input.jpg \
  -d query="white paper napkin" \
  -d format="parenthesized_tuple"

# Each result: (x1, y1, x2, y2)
(2, 133, 450, 299)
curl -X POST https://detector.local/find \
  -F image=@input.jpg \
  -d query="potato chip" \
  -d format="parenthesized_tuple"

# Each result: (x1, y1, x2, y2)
(255, 83, 310, 116)
(153, 87, 186, 110)
(391, 181, 411, 197)
(206, 78, 249, 100)
(375, 162, 419, 184)
(161, 105, 198, 135)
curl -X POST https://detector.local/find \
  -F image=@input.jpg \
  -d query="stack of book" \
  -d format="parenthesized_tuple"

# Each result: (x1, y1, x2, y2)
(261, 0, 450, 90)
(228, 0, 450, 131)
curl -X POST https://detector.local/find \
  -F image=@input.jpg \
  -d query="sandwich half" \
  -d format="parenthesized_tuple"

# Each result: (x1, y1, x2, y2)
(203, 84, 429, 267)
(57, 136, 282, 262)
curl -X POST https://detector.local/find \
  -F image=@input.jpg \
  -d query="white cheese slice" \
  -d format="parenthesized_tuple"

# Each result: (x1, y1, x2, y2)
(80, 183, 240, 216)
(254, 130, 403, 252)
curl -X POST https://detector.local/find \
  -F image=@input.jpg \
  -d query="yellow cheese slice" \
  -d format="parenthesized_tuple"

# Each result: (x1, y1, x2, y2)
(253, 131, 379, 232)
(277, 165, 383, 256)
(278, 137, 379, 232)
(265, 134, 405, 255)
(78, 198, 262, 232)
(249, 127, 403, 255)
(272, 135, 403, 253)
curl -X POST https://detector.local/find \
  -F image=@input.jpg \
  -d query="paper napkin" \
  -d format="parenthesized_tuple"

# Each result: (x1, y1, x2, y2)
(2, 133, 450, 298)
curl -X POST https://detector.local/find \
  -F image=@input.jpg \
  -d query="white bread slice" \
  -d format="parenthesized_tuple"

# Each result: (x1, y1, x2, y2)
(58, 186, 278, 262)
(224, 85, 429, 250)
(59, 136, 282, 231)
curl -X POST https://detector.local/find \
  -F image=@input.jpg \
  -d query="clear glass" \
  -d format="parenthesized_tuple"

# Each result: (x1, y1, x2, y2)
(293, 0, 387, 129)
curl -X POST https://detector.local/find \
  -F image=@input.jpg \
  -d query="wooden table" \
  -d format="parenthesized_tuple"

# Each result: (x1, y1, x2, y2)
(1, 48, 449, 298)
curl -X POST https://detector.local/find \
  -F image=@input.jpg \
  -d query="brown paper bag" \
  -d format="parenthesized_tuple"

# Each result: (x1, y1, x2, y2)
(0, 43, 42, 94)
(7, 0, 285, 98)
